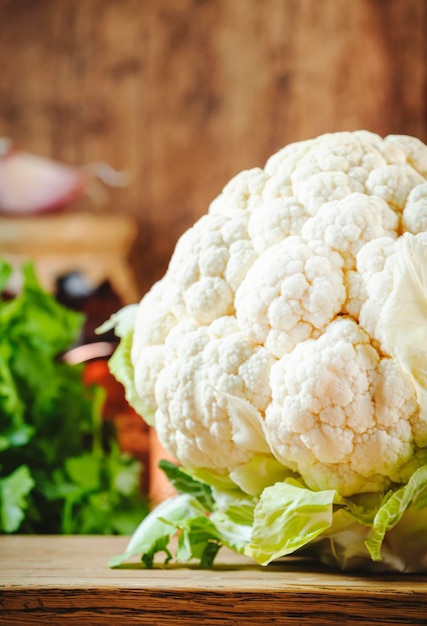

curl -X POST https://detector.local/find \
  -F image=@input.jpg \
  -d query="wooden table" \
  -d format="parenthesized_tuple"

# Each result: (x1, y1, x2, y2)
(1, 536, 427, 625)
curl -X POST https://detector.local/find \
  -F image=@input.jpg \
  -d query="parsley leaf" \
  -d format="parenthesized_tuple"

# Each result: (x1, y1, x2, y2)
(0, 259, 148, 534)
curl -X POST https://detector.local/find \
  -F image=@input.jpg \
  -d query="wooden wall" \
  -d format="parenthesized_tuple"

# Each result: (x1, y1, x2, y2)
(1, 0, 426, 297)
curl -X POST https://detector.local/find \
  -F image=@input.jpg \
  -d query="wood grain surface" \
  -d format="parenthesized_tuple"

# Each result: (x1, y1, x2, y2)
(1, 535, 427, 625)
(1, 0, 426, 295)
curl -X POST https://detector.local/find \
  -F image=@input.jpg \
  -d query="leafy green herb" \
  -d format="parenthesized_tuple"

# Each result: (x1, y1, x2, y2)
(0, 465, 34, 532)
(0, 259, 148, 534)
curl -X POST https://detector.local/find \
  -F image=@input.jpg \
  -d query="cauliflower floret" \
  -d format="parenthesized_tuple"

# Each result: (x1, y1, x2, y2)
(235, 236, 345, 358)
(300, 193, 398, 322)
(357, 238, 400, 355)
(248, 197, 310, 255)
(366, 163, 425, 213)
(165, 212, 257, 324)
(261, 175, 296, 202)
(342, 269, 367, 320)
(264, 131, 392, 214)
(131, 279, 177, 356)
(265, 317, 421, 496)
(403, 183, 427, 234)
(356, 236, 397, 284)
(288, 131, 395, 214)
(293, 171, 355, 215)
(208, 167, 269, 218)
(262, 139, 315, 199)
(154, 316, 275, 471)
(131, 279, 179, 414)
(385, 134, 427, 177)
(301, 192, 399, 270)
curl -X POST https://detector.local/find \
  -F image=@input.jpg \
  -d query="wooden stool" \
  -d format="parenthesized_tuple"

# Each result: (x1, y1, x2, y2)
(0, 211, 140, 304)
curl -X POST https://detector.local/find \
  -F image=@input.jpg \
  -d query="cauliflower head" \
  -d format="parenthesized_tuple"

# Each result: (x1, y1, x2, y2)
(115, 131, 427, 500)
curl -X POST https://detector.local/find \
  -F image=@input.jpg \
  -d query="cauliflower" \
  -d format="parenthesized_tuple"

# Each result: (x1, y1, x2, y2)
(265, 317, 422, 496)
(107, 131, 427, 573)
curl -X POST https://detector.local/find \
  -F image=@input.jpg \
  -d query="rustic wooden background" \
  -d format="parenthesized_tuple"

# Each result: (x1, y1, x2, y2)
(0, 0, 426, 297)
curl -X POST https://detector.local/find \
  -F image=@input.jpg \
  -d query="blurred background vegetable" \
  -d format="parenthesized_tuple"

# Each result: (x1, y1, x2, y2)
(0, 259, 148, 534)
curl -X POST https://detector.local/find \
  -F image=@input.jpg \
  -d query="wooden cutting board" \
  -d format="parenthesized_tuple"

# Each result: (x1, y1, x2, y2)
(1, 535, 426, 625)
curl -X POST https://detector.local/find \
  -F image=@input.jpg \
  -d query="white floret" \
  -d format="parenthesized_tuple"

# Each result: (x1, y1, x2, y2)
(293, 171, 355, 215)
(248, 197, 310, 255)
(261, 175, 296, 202)
(263, 131, 417, 219)
(357, 238, 399, 355)
(235, 236, 345, 358)
(342, 269, 367, 320)
(131, 279, 177, 356)
(402, 183, 427, 234)
(288, 131, 392, 214)
(356, 236, 398, 284)
(385, 134, 427, 177)
(265, 317, 420, 496)
(165, 212, 257, 324)
(131, 279, 179, 414)
(208, 167, 269, 218)
(299, 192, 397, 319)
(366, 163, 425, 213)
(301, 192, 399, 270)
(154, 316, 275, 471)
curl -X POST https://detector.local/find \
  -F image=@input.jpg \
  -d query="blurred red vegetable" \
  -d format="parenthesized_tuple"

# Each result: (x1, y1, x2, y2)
(0, 138, 129, 216)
